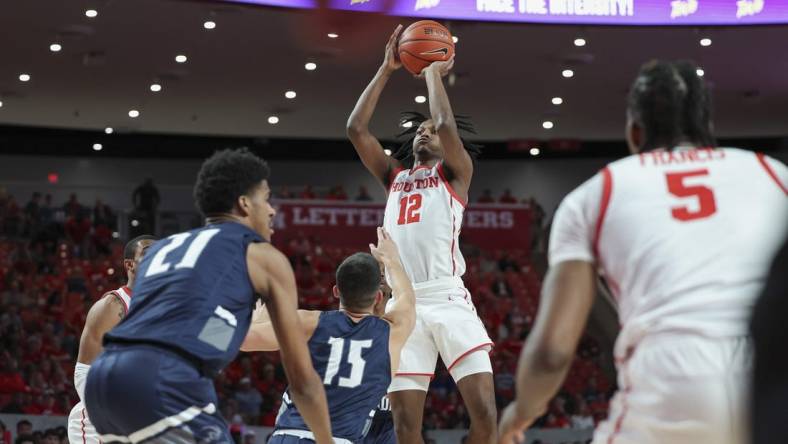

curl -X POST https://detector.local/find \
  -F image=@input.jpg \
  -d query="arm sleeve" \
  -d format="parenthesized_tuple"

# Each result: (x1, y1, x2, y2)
(548, 173, 604, 267)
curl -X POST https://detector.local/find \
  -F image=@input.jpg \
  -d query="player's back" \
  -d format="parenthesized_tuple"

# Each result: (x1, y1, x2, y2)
(591, 147, 787, 353)
(105, 221, 264, 376)
(274, 311, 391, 442)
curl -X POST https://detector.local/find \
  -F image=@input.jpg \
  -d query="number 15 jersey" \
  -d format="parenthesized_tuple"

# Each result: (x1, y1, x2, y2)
(549, 147, 788, 358)
(383, 163, 466, 284)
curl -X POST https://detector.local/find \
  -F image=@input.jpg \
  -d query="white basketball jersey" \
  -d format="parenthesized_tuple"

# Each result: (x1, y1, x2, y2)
(549, 147, 788, 358)
(383, 163, 466, 284)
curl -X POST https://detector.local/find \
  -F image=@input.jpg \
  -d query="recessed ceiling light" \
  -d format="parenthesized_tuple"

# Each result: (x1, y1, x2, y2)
(0, 100, 4, 108)
(542, 121, 554, 129)
(203, 21, 216, 30)
(175, 54, 188, 63)
(551, 97, 563, 105)
(19, 74, 30, 82)
(452, 36, 459, 43)
(384, 149, 392, 156)
(285, 91, 297, 99)
(150, 83, 162, 92)
(85, 9, 98, 18)
(93, 143, 103, 151)
(104, 127, 113, 134)
(700, 38, 712, 47)
(415, 95, 427, 104)
(50, 43, 62, 52)
(574, 38, 586, 47)
(562, 69, 574, 78)
(327, 33, 339, 39)
(696, 68, 705, 77)
(305, 62, 317, 71)
(268, 116, 279, 124)
(402, 121, 413, 128)
(529, 147, 540, 156)
(128, 109, 140, 118)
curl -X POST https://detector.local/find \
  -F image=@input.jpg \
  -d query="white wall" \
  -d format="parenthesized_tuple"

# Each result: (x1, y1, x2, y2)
(0, 155, 613, 216)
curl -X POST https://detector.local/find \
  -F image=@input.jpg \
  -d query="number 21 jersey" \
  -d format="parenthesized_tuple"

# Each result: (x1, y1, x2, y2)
(383, 163, 466, 284)
(549, 147, 788, 357)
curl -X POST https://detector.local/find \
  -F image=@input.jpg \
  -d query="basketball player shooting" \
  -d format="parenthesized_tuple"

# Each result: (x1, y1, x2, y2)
(67, 235, 156, 444)
(498, 60, 788, 444)
(347, 25, 497, 444)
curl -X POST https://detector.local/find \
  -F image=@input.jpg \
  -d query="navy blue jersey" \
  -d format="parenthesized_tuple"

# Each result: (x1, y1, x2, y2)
(276, 311, 391, 441)
(362, 396, 395, 444)
(105, 222, 263, 376)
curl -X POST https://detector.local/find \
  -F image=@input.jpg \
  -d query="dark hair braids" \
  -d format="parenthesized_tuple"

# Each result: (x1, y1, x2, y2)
(391, 111, 483, 169)
(627, 60, 714, 152)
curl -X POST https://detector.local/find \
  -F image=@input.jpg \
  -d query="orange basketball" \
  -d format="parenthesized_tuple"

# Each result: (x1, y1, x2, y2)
(397, 20, 455, 76)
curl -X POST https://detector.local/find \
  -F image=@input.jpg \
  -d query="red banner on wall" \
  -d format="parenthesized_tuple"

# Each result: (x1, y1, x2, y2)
(271, 200, 532, 251)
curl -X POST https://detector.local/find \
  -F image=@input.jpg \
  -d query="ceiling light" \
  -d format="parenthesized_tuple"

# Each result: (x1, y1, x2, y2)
(203, 21, 216, 30)
(402, 121, 413, 128)
(384, 149, 392, 156)
(128, 109, 140, 118)
(104, 127, 113, 134)
(696, 68, 705, 77)
(93, 143, 103, 151)
(50, 43, 62, 52)
(0, 100, 3, 108)
(150, 83, 162, 92)
(529, 147, 540, 156)
(574, 38, 586, 47)
(85, 9, 98, 18)
(131, 219, 140, 227)
(700, 38, 712, 47)
(305, 62, 317, 71)
(175, 54, 188, 63)
(551, 97, 563, 105)
(285, 91, 297, 99)
(542, 121, 554, 129)
(452, 36, 459, 43)
(415, 95, 427, 104)
(562, 69, 574, 78)
(327, 33, 339, 39)
(19, 74, 30, 82)
(268, 116, 279, 124)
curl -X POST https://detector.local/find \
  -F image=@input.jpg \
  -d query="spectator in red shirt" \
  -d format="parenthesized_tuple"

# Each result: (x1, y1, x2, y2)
(63, 194, 82, 217)
(477, 189, 495, 203)
(299, 185, 316, 200)
(499, 189, 518, 204)
(355, 186, 373, 202)
(0, 359, 27, 394)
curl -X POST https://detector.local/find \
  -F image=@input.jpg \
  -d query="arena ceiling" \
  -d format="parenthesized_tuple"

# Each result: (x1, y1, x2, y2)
(1, 0, 787, 143)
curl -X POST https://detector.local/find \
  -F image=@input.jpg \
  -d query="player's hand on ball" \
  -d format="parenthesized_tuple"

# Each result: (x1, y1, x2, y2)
(369, 227, 400, 265)
(498, 402, 533, 444)
(419, 55, 455, 79)
(382, 25, 403, 73)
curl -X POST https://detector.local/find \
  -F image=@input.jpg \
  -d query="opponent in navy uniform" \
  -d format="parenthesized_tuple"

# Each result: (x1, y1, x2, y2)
(242, 227, 416, 443)
(84, 148, 332, 444)
(362, 395, 395, 444)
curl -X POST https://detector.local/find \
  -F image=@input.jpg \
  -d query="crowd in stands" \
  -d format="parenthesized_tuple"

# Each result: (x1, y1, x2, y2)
(0, 187, 611, 443)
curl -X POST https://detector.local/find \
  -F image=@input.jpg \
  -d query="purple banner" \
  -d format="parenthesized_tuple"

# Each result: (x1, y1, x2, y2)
(222, 0, 782, 25)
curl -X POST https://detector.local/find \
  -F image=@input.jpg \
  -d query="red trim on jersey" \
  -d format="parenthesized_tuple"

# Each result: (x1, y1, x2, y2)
(446, 342, 494, 372)
(593, 168, 613, 260)
(756, 153, 788, 195)
(450, 199, 457, 275)
(81, 408, 87, 444)
(387, 167, 405, 194)
(607, 346, 635, 444)
(122, 286, 132, 295)
(436, 163, 467, 207)
(410, 165, 431, 175)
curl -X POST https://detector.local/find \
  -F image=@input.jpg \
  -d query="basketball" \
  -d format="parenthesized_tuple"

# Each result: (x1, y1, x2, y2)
(398, 20, 455, 76)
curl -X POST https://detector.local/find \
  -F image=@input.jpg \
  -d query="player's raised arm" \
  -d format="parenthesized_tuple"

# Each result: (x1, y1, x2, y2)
(241, 308, 320, 352)
(421, 57, 473, 192)
(372, 228, 416, 375)
(247, 243, 333, 444)
(346, 25, 404, 188)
